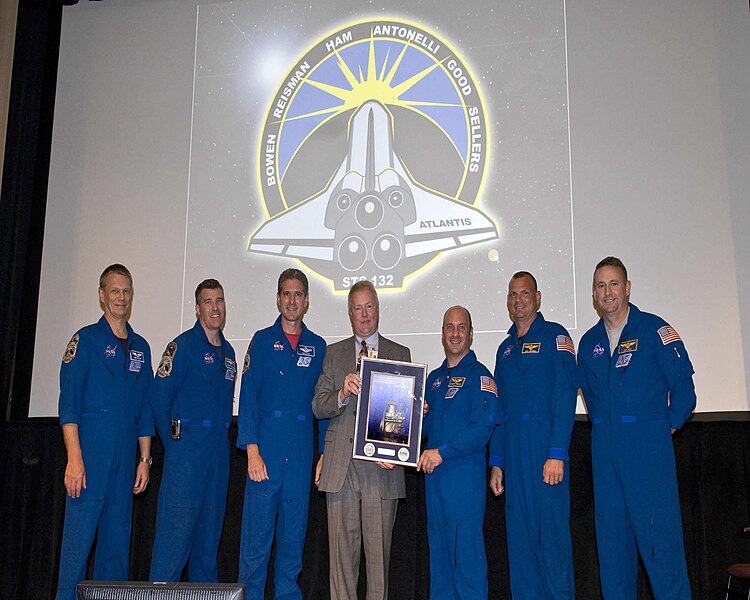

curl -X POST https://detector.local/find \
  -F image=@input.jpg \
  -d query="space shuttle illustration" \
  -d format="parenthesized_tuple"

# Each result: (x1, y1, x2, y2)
(248, 100, 497, 286)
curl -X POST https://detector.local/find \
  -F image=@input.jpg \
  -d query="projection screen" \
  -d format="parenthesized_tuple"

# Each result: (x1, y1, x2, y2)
(29, 0, 750, 416)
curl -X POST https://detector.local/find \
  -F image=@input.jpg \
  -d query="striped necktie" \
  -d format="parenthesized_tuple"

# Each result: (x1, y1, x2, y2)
(357, 339, 368, 368)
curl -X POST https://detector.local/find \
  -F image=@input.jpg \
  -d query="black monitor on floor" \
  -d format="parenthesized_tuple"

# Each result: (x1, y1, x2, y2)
(76, 581, 245, 599)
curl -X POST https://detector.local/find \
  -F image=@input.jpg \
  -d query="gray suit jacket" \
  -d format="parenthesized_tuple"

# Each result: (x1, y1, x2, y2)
(313, 334, 410, 498)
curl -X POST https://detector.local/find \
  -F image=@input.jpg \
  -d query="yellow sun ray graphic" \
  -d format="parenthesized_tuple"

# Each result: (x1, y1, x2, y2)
(273, 31, 462, 127)
(274, 31, 467, 193)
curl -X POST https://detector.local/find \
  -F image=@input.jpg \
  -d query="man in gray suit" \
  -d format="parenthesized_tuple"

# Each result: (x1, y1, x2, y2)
(313, 280, 411, 600)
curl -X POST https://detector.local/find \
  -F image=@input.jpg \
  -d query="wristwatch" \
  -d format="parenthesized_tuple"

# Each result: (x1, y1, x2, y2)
(139, 457, 153, 465)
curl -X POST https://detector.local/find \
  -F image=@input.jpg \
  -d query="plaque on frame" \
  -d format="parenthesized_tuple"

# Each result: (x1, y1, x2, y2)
(352, 357, 427, 468)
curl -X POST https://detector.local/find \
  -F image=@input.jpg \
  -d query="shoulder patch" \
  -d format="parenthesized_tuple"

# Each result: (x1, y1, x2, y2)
(480, 375, 498, 397)
(658, 325, 681, 345)
(157, 341, 177, 378)
(242, 337, 253, 374)
(62, 334, 79, 364)
(556, 335, 575, 355)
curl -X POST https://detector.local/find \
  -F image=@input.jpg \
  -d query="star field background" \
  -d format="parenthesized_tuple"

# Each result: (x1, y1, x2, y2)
(184, 0, 575, 364)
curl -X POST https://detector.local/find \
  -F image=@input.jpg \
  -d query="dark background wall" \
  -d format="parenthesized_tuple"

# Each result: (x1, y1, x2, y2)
(1, 417, 749, 600)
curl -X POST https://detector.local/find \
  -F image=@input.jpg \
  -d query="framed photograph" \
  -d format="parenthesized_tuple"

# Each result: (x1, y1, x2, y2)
(352, 357, 427, 468)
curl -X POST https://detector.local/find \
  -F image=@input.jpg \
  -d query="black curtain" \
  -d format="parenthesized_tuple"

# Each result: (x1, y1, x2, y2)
(2, 418, 749, 600)
(0, 0, 66, 421)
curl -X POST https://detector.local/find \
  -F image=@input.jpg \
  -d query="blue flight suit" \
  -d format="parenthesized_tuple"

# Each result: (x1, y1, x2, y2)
(237, 316, 326, 599)
(56, 316, 153, 600)
(149, 320, 237, 582)
(578, 303, 695, 600)
(423, 350, 496, 600)
(489, 312, 577, 600)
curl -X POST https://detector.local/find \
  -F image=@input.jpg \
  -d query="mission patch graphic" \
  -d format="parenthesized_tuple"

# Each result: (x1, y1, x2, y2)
(250, 19, 498, 291)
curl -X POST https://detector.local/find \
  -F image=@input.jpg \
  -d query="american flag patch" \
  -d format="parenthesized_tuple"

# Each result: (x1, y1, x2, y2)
(556, 335, 575, 354)
(480, 376, 498, 397)
(658, 325, 681, 345)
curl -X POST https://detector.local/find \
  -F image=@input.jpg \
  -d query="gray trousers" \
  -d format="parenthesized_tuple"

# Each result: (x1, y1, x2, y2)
(326, 461, 398, 600)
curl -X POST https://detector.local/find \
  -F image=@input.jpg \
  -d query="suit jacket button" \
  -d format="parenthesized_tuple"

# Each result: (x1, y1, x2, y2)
(349, 438, 353, 443)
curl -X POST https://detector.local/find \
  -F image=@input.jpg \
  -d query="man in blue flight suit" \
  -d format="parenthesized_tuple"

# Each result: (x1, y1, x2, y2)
(417, 306, 497, 600)
(578, 257, 695, 600)
(56, 264, 153, 600)
(149, 279, 237, 582)
(237, 268, 327, 599)
(488, 271, 577, 599)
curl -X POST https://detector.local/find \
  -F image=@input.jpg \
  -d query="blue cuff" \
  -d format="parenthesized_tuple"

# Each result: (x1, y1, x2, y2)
(236, 433, 259, 449)
(58, 414, 79, 426)
(489, 454, 504, 469)
(437, 443, 455, 460)
(138, 423, 155, 438)
(668, 408, 688, 430)
(547, 447, 569, 462)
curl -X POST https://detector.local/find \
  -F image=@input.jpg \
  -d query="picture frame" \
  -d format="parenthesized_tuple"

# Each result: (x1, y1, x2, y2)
(352, 357, 427, 468)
